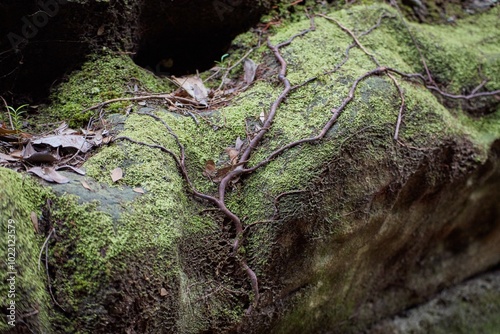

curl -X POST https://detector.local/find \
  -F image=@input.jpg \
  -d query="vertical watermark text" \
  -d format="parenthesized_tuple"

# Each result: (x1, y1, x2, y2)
(5, 219, 17, 327)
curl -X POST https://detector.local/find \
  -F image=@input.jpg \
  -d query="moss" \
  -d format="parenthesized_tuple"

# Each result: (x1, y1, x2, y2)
(10, 2, 499, 332)
(41, 52, 174, 127)
(0, 168, 52, 332)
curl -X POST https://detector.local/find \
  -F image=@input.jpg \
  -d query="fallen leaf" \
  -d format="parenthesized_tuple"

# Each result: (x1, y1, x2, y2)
(202, 160, 217, 178)
(9, 150, 23, 159)
(56, 165, 86, 175)
(53, 122, 69, 135)
(32, 135, 93, 153)
(111, 167, 123, 182)
(0, 152, 19, 162)
(215, 165, 233, 180)
(44, 167, 71, 184)
(28, 166, 70, 184)
(22, 142, 61, 163)
(225, 148, 239, 165)
(30, 211, 39, 233)
(172, 75, 209, 106)
(97, 25, 105, 36)
(90, 129, 103, 146)
(235, 137, 244, 151)
(0, 126, 20, 135)
(243, 58, 258, 85)
(80, 180, 92, 191)
(133, 187, 145, 194)
(259, 111, 266, 124)
(160, 288, 168, 296)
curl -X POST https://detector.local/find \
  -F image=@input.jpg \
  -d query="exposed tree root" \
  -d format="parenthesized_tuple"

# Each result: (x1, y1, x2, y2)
(104, 9, 500, 322)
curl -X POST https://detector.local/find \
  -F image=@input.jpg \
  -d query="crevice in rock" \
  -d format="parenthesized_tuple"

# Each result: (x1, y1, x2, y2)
(132, 0, 267, 76)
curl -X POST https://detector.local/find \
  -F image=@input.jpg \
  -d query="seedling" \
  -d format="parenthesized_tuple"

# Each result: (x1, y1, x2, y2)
(6, 104, 28, 130)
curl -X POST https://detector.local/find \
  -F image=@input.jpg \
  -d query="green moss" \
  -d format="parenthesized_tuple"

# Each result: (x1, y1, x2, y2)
(0, 168, 52, 332)
(13, 2, 499, 332)
(42, 52, 174, 127)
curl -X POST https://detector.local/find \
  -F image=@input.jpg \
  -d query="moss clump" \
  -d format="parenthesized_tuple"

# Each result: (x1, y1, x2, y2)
(43, 52, 174, 127)
(0, 168, 52, 332)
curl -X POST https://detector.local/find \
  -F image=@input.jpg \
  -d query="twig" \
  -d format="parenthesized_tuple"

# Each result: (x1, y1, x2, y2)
(45, 239, 65, 311)
(244, 67, 389, 173)
(215, 48, 255, 91)
(317, 13, 380, 66)
(0, 95, 15, 130)
(387, 73, 405, 140)
(38, 228, 55, 271)
(292, 12, 390, 91)
(389, 0, 434, 84)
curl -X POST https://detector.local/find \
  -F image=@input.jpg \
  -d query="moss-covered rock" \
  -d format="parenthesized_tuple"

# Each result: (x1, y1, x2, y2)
(0, 169, 52, 333)
(1, 3, 499, 333)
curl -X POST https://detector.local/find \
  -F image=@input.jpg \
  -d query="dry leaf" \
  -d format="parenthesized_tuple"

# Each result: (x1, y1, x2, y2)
(235, 137, 244, 151)
(30, 211, 39, 233)
(97, 25, 105, 36)
(216, 165, 233, 179)
(80, 180, 92, 191)
(28, 166, 70, 184)
(243, 58, 257, 85)
(205, 160, 216, 172)
(9, 150, 23, 159)
(44, 167, 70, 184)
(172, 75, 209, 106)
(23, 142, 61, 163)
(111, 167, 123, 182)
(0, 126, 20, 135)
(32, 134, 93, 153)
(0, 152, 19, 162)
(225, 148, 239, 165)
(133, 187, 145, 194)
(160, 288, 168, 296)
(203, 160, 217, 178)
(259, 111, 266, 124)
(56, 165, 86, 175)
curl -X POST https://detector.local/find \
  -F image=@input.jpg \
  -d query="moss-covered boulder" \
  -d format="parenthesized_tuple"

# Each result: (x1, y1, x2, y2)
(1, 3, 499, 333)
(0, 0, 277, 101)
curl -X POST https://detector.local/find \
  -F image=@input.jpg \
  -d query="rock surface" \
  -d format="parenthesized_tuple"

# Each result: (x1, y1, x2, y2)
(1, 2, 499, 334)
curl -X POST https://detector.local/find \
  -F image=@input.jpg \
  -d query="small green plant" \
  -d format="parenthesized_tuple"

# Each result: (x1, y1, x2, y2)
(215, 53, 230, 68)
(6, 104, 28, 130)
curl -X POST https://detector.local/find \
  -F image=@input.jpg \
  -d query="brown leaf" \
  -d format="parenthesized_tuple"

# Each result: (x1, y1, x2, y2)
(235, 136, 244, 151)
(111, 167, 123, 182)
(243, 58, 258, 85)
(225, 148, 239, 165)
(44, 167, 70, 184)
(133, 187, 145, 194)
(0, 152, 19, 162)
(32, 134, 93, 153)
(172, 75, 209, 106)
(22, 142, 61, 163)
(216, 165, 233, 179)
(30, 211, 39, 233)
(56, 165, 86, 175)
(203, 160, 217, 178)
(0, 126, 20, 135)
(28, 166, 70, 184)
(9, 150, 23, 159)
(80, 180, 92, 191)
(97, 25, 105, 36)
(160, 288, 168, 296)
